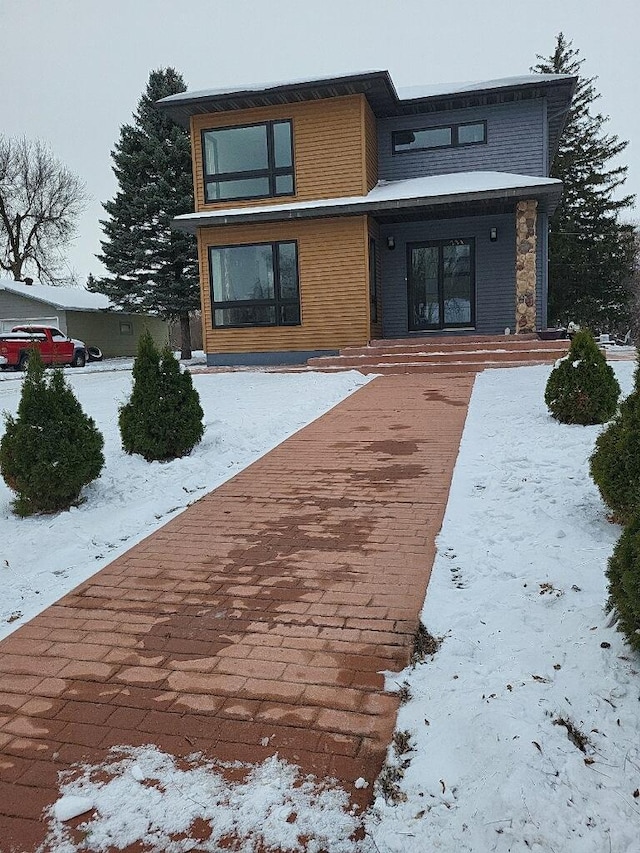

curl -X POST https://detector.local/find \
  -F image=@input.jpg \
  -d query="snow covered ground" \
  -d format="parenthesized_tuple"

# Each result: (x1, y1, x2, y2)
(367, 361, 640, 853)
(0, 364, 370, 638)
(2, 361, 639, 852)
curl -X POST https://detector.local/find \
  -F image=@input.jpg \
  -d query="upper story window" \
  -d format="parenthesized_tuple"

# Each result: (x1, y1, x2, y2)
(202, 120, 295, 203)
(392, 120, 486, 154)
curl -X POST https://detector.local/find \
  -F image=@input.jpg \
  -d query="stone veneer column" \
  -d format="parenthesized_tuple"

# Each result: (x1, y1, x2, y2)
(515, 199, 538, 334)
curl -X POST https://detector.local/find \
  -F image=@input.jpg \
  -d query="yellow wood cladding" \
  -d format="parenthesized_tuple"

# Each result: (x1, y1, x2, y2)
(191, 94, 379, 213)
(363, 99, 378, 192)
(198, 217, 371, 354)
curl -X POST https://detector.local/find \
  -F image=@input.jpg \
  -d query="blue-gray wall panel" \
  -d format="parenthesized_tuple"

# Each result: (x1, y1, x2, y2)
(379, 213, 517, 337)
(378, 100, 546, 182)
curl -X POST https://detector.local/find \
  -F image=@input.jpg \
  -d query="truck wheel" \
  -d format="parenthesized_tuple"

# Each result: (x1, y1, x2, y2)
(71, 351, 86, 368)
(17, 353, 29, 371)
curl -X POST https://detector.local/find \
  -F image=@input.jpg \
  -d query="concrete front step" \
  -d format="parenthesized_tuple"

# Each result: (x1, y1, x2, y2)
(369, 333, 540, 347)
(308, 347, 566, 369)
(341, 338, 570, 357)
(307, 359, 555, 375)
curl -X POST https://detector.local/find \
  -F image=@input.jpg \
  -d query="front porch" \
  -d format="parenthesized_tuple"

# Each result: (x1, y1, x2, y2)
(369, 199, 547, 343)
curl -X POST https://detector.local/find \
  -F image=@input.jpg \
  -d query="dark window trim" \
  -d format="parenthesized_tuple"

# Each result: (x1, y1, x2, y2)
(202, 119, 295, 203)
(392, 120, 487, 155)
(406, 237, 476, 332)
(209, 239, 301, 329)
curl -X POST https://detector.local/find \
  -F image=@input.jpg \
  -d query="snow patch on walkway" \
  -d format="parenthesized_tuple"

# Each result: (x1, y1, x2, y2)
(41, 746, 369, 853)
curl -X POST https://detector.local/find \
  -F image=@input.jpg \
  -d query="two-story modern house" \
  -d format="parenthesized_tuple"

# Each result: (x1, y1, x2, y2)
(157, 70, 576, 366)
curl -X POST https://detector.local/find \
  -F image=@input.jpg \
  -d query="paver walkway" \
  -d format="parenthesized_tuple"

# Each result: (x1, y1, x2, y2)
(0, 373, 474, 851)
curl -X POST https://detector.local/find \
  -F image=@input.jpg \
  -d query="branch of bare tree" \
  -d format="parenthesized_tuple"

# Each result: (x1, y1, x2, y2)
(0, 136, 87, 284)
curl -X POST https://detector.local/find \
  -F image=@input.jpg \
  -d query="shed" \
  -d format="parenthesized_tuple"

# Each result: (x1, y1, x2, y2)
(0, 279, 169, 358)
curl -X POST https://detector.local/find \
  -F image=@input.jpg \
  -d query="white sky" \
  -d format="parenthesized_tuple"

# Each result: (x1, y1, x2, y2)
(1, 0, 638, 283)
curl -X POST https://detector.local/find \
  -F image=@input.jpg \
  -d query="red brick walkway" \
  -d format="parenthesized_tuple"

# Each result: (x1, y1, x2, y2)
(0, 373, 474, 851)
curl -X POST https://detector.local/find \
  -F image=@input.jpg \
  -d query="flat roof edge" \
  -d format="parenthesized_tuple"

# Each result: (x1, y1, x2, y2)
(172, 183, 563, 232)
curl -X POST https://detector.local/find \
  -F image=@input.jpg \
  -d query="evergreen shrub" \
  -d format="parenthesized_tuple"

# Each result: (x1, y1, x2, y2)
(590, 364, 640, 522)
(0, 350, 104, 515)
(606, 516, 640, 652)
(119, 330, 204, 461)
(544, 330, 620, 424)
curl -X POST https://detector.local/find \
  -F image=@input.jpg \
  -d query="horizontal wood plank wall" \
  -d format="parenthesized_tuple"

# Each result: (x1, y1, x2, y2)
(198, 217, 370, 354)
(191, 96, 368, 213)
(367, 217, 383, 340)
(363, 98, 378, 193)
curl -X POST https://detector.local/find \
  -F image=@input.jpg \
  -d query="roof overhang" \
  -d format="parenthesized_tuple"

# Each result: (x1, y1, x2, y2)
(171, 174, 563, 233)
(157, 70, 576, 172)
(156, 71, 398, 127)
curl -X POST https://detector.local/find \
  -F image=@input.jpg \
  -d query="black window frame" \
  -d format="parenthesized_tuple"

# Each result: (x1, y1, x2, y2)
(209, 239, 301, 329)
(392, 120, 487, 155)
(407, 237, 476, 332)
(202, 120, 295, 203)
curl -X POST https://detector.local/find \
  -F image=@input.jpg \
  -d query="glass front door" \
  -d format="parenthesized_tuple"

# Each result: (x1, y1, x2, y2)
(408, 239, 474, 331)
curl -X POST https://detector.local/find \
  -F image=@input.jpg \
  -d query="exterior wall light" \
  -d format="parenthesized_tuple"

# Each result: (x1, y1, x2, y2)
(489, 227, 498, 242)
(387, 235, 396, 250)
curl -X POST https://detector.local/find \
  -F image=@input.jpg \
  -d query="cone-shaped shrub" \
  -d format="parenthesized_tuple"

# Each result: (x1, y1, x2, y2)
(544, 330, 620, 424)
(590, 361, 640, 523)
(606, 515, 640, 652)
(0, 350, 104, 515)
(119, 331, 204, 461)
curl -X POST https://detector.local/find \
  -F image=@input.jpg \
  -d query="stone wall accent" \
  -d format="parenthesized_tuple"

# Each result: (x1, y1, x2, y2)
(515, 199, 538, 333)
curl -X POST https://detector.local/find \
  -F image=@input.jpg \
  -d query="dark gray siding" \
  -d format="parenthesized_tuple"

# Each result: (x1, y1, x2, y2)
(378, 99, 546, 181)
(379, 213, 517, 337)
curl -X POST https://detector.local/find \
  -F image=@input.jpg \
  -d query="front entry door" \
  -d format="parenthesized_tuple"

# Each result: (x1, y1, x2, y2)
(408, 239, 475, 331)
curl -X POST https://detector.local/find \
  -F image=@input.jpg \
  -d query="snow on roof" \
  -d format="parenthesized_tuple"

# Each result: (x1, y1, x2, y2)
(0, 279, 113, 312)
(395, 74, 576, 101)
(159, 71, 574, 106)
(174, 171, 562, 228)
(160, 70, 385, 104)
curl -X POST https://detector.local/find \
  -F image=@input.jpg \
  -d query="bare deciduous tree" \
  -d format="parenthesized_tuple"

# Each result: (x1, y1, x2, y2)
(0, 136, 87, 283)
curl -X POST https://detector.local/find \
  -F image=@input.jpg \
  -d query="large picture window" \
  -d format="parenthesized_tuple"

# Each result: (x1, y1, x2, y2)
(209, 241, 301, 328)
(393, 120, 486, 154)
(202, 120, 294, 202)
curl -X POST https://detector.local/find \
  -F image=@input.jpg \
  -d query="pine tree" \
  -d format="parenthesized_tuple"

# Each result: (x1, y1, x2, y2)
(590, 359, 640, 522)
(92, 68, 199, 358)
(605, 516, 640, 653)
(532, 34, 636, 331)
(544, 329, 620, 425)
(0, 350, 104, 515)
(119, 330, 204, 462)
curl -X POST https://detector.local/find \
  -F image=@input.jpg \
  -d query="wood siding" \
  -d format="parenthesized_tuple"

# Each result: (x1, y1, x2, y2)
(191, 95, 372, 213)
(363, 98, 378, 192)
(198, 217, 370, 354)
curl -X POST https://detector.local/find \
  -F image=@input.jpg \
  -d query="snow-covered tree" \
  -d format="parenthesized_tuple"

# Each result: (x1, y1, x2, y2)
(532, 33, 636, 331)
(93, 68, 199, 358)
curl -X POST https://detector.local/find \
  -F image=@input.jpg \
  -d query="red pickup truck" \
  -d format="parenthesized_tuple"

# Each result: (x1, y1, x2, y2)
(0, 325, 86, 370)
